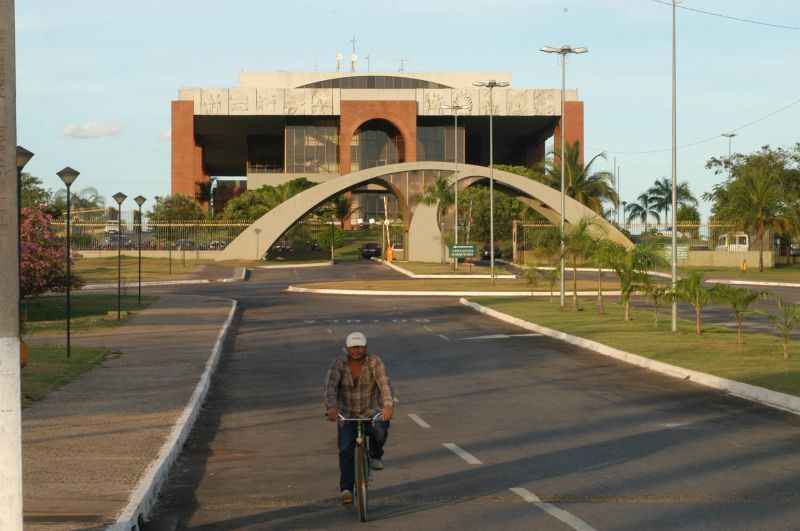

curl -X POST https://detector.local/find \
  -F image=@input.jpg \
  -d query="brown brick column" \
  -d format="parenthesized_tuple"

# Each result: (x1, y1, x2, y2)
(338, 100, 417, 175)
(553, 100, 585, 163)
(171, 100, 208, 200)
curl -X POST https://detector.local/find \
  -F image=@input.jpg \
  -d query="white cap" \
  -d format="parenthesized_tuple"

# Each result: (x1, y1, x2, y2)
(346, 331, 367, 348)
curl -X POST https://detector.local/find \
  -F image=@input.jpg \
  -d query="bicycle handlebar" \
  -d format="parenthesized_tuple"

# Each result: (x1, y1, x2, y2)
(336, 411, 383, 422)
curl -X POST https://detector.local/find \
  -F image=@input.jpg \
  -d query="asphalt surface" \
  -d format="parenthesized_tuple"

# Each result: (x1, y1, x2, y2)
(143, 261, 800, 530)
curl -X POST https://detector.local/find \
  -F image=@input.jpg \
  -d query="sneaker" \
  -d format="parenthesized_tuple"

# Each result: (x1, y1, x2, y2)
(370, 458, 384, 470)
(341, 489, 353, 505)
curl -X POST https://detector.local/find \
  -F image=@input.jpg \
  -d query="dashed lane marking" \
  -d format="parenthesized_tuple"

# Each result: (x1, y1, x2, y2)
(443, 443, 482, 465)
(408, 413, 431, 429)
(509, 488, 597, 531)
(438, 334, 450, 341)
(460, 333, 543, 340)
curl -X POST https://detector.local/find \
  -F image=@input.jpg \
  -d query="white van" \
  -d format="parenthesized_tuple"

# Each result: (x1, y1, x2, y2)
(716, 233, 749, 252)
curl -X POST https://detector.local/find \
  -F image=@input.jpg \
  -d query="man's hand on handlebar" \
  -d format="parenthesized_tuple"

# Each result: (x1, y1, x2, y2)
(381, 405, 394, 421)
(326, 407, 338, 422)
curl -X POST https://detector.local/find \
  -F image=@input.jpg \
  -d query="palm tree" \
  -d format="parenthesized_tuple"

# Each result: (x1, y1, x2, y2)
(333, 193, 359, 230)
(647, 178, 697, 226)
(644, 283, 670, 327)
(769, 297, 800, 359)
(672, 271, 713, 335)
(625, 192, 661, 230)
(537, 141, 618, 216)
(608, 242, 664, 321)
(592, 239, 619, 314)
(711, 284, 765, 345)
(535, 217, 598, 310)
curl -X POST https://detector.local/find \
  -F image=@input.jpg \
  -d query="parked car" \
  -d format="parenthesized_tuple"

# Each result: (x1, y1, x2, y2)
(174, 239, 195, 250)
(481, 246, 502, 260)
(716, 233, 749, 252)
(208, 240, 229, 250)
(361, 242, 382, 259)
(103, 233, 131, 248)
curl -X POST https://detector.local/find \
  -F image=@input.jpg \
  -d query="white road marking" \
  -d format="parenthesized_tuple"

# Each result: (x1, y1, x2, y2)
(326, 328, 333, 334)
(438, 334, 450, 341)
(304, 320, 316, 324)
(460, 333, 543, 341)
(408, 413, 431, 429)
(443, 443, 482, 465)
(509, 488, 597, 531)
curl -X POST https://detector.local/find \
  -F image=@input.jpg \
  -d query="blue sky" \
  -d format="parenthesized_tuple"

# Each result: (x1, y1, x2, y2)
(16, 0, 800, 218)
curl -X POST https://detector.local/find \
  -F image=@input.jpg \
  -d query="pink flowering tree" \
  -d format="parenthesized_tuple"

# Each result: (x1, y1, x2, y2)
(20, 207, 81, 298)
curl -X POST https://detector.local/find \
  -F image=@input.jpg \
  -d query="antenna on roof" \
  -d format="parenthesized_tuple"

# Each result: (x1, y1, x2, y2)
(336, 52, 343, 72)
(349, 35, 357, 72)
(399, 58, 408, 72)
(365, 54, 372, 72)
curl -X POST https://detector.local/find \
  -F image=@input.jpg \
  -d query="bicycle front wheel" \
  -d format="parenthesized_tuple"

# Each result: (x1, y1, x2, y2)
(355, 444, 369, 522)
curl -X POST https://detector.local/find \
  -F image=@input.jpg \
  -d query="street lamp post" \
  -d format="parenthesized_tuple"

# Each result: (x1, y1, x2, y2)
(441, 103, 471, 270)
(16, 146, 33, 333)
(473, 80, 509, 283)
(112, 192, 127, 321)
(671, 0, 678, 332)
(57, 167, 80, 359)
(722, 132, 737, 174)
(134, 196, 146, 305)
(254, 227, 262, 260)
(541, 44, 588, 308)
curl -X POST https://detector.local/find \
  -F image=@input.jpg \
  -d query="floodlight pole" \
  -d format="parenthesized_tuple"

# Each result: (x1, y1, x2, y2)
(57, 167, 80, 360)
(134, 196, 146, 305)
(722, 132, 736, 177)
(671, 0, 678, 332)
(113, 193, 127, 321)
(442, 103, 470, 269)
(541, 45, 588, 309)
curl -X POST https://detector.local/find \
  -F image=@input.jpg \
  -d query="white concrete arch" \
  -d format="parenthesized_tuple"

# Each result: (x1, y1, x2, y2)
(215, 162, 632, 261)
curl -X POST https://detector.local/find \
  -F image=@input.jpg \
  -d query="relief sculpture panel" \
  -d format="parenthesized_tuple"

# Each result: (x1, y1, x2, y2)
(256, 88, 285, 114)
(199, 89, 228, 115)
(229, 87, 256, 115)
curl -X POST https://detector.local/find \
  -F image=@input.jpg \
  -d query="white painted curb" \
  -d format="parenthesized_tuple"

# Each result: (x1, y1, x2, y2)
(374, 258, 517, 279)
(287, 285, 620, 298)
(83, 267, 249, 290)
(220, 267, 248, 282)
(107, 298, 238, 531)
(259, 261, 333, 270)
(707, 278, 800, 288)
(459, 298, 800, 417)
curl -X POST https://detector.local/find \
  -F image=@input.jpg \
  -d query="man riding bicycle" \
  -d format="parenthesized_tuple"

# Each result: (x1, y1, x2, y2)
(324, 331, 394, 505)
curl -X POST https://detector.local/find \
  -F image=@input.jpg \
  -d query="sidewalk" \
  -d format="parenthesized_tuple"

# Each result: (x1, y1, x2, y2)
(22, 294, 235, 530)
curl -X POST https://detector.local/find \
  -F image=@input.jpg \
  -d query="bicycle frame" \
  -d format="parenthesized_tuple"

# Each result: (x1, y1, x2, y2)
(338, 412, 382, 522)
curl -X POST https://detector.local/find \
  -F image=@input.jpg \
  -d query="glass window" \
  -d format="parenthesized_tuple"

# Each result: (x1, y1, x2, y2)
(298, 75, 453, 89)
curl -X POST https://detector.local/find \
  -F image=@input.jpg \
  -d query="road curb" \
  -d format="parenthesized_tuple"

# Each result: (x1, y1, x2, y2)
(707, 278, 800, 288)
(259, 261, 333, 269)
(459, 298, 800, 417)
(374, 258, 517, 279)
(287, 285, 620, 297)
(107, 298, 238, 531)
(82, 267, 248, 290)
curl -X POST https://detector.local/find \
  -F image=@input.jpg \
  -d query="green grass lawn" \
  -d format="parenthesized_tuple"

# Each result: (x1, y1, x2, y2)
(476, 296, 800, 397)
(74, 256, 201, 283)
(22, 344, 111, 407)
(22, 293, 157, 335)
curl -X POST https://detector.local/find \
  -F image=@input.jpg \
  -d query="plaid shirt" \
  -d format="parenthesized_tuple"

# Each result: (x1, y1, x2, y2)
(324, 354, 394, 417)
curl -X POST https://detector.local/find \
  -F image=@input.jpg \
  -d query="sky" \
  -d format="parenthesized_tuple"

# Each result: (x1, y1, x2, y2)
(15, 0, 800, 219)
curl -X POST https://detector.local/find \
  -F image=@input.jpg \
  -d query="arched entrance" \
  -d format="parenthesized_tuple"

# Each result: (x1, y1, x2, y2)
(350, 119, 406, 171)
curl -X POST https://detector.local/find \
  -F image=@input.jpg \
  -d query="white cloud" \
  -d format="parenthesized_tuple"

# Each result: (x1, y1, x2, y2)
(159, 129, 172, 141)
(63, 121, 123, 139)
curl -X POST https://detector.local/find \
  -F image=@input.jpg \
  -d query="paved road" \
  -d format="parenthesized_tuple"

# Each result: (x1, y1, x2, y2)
(144, 261, 800, 530)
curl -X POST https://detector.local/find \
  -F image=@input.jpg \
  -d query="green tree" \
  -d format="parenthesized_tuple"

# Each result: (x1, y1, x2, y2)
(535, 141, 618, 215)
(332, 193, 359, 230)
(672, 271, 713, 335)
(647, 178, 697, 224)
(608, 242, 663, 321)
(704, 153, 787, 272)
(625, 192, 661, 228)
(593, 239, 621, 314)
(711, 284, 765, 345)
(148, 194, 206, 222)
(20, 173, 51, 208)
(421, 174, 456, 262)
(769, 297, 800, 359)
(221, 178, 315, 221)
(644, 284, 670, 327)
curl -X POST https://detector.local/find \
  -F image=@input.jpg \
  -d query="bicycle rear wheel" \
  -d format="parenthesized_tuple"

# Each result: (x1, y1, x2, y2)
(355, 444, 369, 522)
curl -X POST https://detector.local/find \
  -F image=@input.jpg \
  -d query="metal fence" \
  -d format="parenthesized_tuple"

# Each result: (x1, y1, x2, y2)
(512, 222, 778, 265)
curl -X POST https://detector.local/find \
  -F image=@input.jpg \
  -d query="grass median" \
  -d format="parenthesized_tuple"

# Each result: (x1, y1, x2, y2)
(297, 278, 620, 292)
(397, 261, 516, 276)
(23, 293, 157, 335)
(679, 264, 800, 283)
(74, 256, 201, 283)
(475, 296, 800, 397)
(22, 344, 112, 407)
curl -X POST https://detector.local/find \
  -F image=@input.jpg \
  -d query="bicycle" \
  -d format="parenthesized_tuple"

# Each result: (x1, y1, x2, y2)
(338, 411, 383, 522)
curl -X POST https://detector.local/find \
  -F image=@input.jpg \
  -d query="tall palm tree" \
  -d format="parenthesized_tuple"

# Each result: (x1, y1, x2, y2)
(333, 193, 359, 230)
(421, 174, 455, 262)
(625, 192, 661, 229)
(538, 141, 618, 216)
(647, 178, 697, 226)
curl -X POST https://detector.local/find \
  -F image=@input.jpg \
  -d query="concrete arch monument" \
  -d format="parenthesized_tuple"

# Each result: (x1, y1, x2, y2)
(215, 162, 632, 262)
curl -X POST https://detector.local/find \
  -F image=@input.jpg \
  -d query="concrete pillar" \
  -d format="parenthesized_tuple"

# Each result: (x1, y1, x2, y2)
(0, 1, 22, 528)
(553, 100, 585, 163)
(171, 100, 207, 202)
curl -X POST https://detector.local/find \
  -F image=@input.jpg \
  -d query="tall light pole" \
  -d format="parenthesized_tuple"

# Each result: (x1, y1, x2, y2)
(671, 0, 678, 332)
(441, 103, 471, 266)
(134, 196, 146, 305)
(57, 167, 80, 359)
(541, 45, 588, 308)
(16, 146, 33, 333)
(473, 80, 509, 282)
(722, 132, 736, 176)
(112, 192, 127, 321)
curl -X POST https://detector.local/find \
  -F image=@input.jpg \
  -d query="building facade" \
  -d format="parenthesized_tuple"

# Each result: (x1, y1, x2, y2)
(171, 70, 585, 219)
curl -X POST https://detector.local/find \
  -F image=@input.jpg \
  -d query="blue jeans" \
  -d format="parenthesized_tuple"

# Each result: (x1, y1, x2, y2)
(338, 420, 390, 492)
